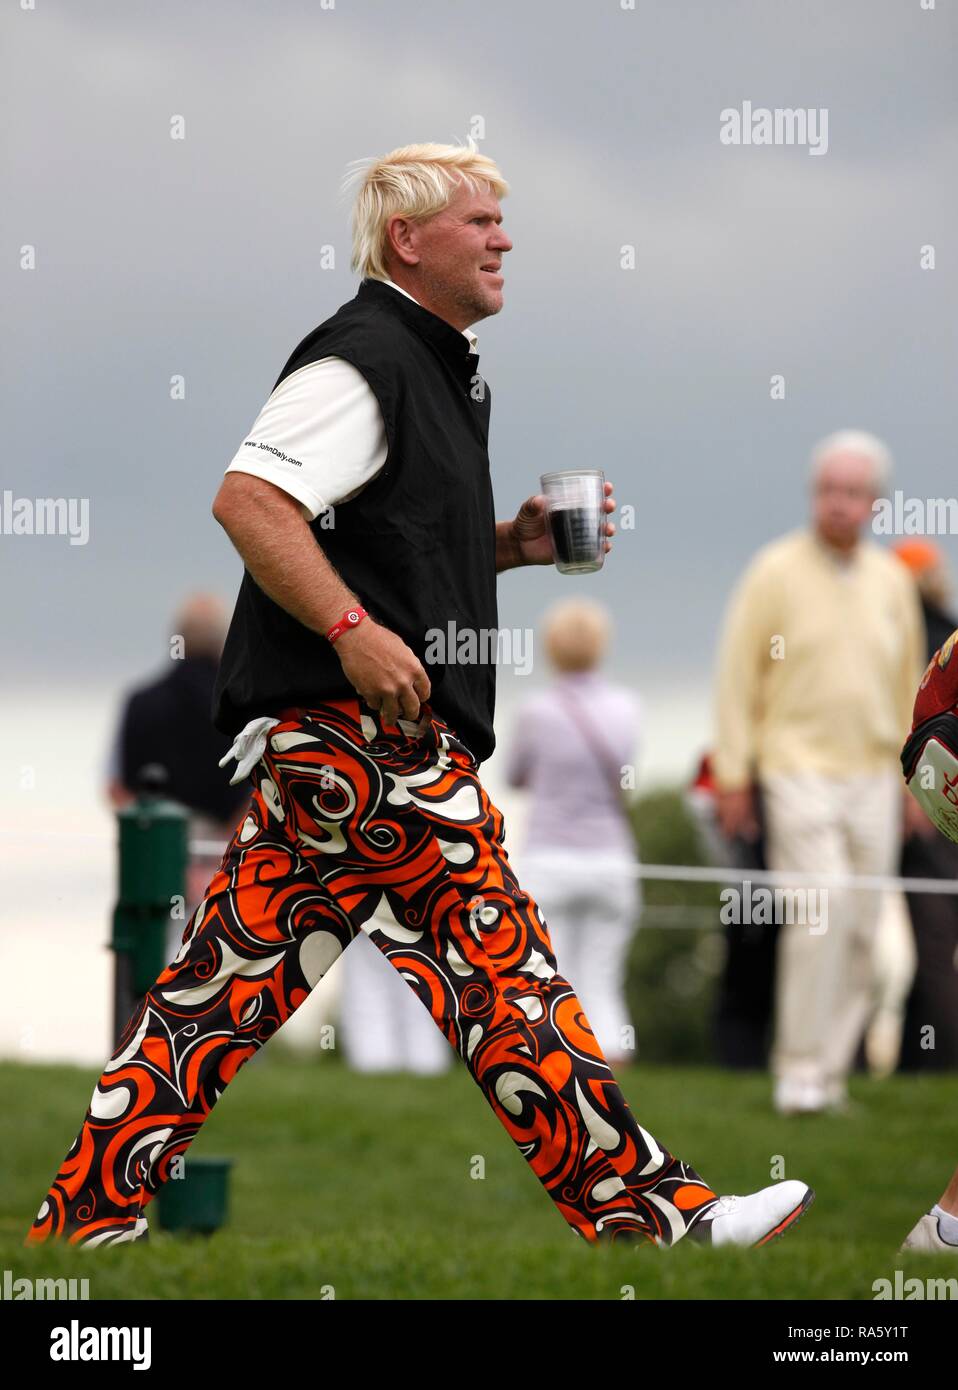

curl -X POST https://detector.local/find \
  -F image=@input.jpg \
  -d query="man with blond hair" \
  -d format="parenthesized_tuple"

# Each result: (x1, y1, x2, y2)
(29, 142, 811, 1253)
(713, 430, 925, 1115)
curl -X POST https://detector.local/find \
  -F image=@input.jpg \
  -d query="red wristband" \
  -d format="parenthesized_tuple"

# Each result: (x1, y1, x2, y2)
(326, 605, 368, 644)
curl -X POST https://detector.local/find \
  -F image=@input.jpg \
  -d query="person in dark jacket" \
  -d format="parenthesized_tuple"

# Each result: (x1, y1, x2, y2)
(686, 754, 778, 1069)
(106, 593, 251, 922)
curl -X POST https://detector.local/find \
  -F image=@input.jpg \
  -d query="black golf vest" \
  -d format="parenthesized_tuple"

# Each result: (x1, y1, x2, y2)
(212, 278, 499, 764)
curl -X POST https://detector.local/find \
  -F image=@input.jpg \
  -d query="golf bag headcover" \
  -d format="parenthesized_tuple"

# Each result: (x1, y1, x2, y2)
(901, 628, 958, 843)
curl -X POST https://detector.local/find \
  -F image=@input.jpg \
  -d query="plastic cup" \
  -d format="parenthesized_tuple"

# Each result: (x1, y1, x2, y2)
(540, 470, 606, 575)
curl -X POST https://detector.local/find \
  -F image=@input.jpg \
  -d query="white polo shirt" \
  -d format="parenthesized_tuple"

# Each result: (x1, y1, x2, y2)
(224, 279, 480, 520)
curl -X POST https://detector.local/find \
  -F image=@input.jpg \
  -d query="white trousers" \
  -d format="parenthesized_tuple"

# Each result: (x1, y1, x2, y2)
(518, 849, 641, 1060)
(761, 768, 902, 1091)
(337, 929, 451, 1075)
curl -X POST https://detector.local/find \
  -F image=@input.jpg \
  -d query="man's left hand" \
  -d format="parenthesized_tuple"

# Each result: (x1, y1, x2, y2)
(506, 479, 617, 567)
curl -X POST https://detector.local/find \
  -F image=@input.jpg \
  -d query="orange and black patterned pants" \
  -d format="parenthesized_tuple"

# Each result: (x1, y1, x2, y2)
(27, 698, 717, 1247)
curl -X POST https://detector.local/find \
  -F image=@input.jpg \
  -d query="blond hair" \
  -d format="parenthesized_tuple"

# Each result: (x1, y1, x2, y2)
(343, 139, 509, 282)
(542, 598, 613, 673)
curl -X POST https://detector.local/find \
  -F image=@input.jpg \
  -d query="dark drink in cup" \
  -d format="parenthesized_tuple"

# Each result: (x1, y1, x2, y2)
(548, 504, 603, 568)
(540, 470, 606, 575)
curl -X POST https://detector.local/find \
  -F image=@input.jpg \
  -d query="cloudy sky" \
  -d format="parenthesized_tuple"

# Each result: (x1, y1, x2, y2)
(3, 0, 956, 714)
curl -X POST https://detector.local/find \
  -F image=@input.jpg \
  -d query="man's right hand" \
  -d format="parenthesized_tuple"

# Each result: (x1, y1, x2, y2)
(335, 618, 432, 726)
(716, 786, 760, 843)
(209, 475, 432, 725)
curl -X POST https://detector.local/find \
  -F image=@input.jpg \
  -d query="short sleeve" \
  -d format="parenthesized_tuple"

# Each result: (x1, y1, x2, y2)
(225, 357, 388, 520)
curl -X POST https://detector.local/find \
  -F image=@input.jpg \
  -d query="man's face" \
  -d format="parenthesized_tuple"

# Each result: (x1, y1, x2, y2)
(390, 180, 512, 328)
(811, 450, 879, 550)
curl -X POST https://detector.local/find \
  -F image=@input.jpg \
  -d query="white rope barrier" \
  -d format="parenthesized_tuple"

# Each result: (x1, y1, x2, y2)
(188, 839, 958, 897)
(630, 863, 958, 896)
(190, 838, 234, 857)
(3, 828, 956, 898)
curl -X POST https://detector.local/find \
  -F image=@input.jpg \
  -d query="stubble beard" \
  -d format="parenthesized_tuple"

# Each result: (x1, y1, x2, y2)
(421, 265, 500, 329)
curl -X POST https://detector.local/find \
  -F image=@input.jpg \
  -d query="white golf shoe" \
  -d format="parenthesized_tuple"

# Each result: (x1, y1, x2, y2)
(899, 1213, 958, 1254)
(698, 1180, 815, 1247)
(774, 1075, 851, 1116)
(774, 1076, 827, 1116)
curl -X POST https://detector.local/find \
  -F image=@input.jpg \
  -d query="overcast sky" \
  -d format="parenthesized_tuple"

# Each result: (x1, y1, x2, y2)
(3, 0, 956, 708)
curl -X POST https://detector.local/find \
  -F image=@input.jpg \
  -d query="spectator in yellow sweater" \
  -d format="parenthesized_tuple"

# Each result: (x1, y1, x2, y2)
(712, 430, 925, 1115)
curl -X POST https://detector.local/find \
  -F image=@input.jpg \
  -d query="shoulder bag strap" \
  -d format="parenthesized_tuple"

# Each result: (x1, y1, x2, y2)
(554, 685, 632, 820)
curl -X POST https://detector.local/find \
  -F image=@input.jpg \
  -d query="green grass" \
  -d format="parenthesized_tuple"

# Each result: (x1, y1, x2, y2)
(1, 1054, 954, 1299)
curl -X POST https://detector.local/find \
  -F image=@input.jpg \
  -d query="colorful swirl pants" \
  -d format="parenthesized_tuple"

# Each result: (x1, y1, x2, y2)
(27, 698, 718, 1247)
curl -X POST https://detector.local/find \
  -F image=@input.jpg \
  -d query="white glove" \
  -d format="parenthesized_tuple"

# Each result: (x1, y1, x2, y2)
(906, 734, 958, 843)
(218, 716, 281, 786)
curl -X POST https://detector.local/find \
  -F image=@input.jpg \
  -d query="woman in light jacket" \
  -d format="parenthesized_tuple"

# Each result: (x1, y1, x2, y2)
(505, 598, 642, 1066)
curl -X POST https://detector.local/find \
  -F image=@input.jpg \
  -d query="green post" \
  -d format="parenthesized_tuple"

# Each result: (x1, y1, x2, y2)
(110, 780, 233, 1235)
(156, 1157, 234, 1235)
(110, 784, 188, 1044)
